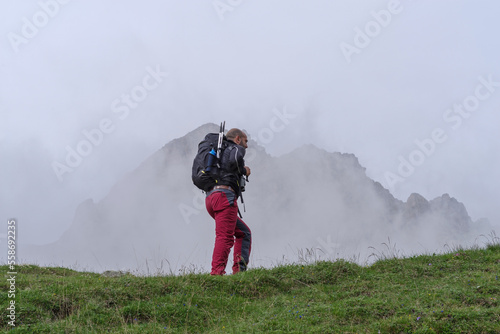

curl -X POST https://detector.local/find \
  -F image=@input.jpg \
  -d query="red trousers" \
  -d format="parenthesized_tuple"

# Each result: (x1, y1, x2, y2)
(205, 190, 252, 275)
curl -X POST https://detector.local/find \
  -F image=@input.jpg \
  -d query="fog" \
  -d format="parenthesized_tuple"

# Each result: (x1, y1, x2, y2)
(14, 124, 494, 274)
(1, 1, 499, 272)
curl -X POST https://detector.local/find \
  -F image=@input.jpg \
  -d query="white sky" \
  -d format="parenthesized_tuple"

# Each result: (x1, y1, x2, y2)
(1, 0, 499, 247)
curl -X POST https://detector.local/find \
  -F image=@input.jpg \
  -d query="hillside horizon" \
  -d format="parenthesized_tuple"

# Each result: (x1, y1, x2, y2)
(20, 123, 495, 274)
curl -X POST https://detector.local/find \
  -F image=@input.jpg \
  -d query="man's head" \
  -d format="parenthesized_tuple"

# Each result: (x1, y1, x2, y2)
(226, 128, 248, 148)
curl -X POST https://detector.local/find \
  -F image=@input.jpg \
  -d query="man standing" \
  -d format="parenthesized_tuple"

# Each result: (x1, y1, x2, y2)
(205, 128, 252, 275)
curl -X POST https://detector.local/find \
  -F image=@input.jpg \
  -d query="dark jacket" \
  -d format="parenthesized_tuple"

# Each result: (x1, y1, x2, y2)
(219, 140, 247, 197)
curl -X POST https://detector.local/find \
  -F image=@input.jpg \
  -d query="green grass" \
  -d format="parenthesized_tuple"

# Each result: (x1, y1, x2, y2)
(1, 245, 499, 333)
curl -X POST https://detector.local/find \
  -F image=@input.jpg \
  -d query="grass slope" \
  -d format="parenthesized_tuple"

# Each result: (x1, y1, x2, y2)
(1, 245, 499, 333)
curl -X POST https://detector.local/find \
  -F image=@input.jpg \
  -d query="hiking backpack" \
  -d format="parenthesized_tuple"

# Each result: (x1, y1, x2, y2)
(191, 133, 227, 192)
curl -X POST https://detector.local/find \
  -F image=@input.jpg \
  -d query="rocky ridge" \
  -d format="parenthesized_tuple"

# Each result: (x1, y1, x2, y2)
(23, 123, 492, 272)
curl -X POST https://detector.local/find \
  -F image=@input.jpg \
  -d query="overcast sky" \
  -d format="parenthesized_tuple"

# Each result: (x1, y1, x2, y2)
(1, 0, 499, 248)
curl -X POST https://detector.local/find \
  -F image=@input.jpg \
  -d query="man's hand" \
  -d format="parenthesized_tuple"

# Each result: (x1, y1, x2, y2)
(244, 166, 251, 177)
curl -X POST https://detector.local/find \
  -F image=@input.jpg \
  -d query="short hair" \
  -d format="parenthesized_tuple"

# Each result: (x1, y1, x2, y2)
(226, 128, 246, 140)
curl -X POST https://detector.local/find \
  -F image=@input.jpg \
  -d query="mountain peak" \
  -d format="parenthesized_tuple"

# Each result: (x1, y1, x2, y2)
(22, 124, 491, 273)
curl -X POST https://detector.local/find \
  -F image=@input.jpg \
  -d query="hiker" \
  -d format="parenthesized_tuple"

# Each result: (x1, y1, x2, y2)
(205, 128, 252, 275)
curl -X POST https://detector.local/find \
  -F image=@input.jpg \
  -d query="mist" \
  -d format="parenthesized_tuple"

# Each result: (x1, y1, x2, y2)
(1, 1, 499, 273)
(14, 124, 496, 274)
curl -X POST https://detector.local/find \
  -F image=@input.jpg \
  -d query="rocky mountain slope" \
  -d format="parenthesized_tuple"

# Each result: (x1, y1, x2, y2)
(23, 123, 493, 273)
